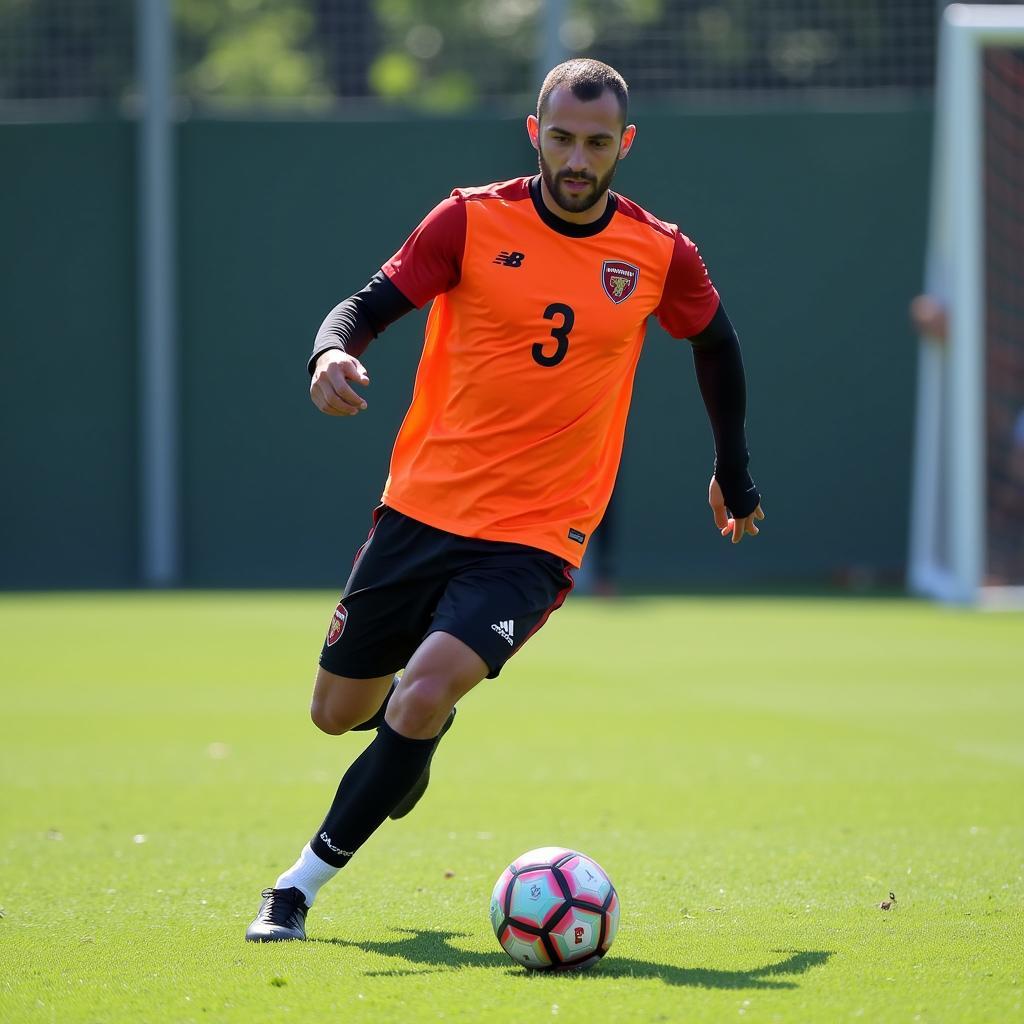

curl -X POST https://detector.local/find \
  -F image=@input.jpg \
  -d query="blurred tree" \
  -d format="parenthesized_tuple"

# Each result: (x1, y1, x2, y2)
(363, 0, 669, 111)
(361, 0, 937, 110)
(176, 0, 330, 103)
(366, 0, 538, 111)
(0, 0, 332, 105)
(0, 0, 942, 108)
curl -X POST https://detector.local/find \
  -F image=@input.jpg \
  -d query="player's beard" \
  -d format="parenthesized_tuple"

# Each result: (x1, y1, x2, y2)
(538, 151, 619, 214)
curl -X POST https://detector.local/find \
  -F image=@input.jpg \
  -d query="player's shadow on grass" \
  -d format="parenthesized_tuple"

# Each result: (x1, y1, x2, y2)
(314, 929, 832, 989)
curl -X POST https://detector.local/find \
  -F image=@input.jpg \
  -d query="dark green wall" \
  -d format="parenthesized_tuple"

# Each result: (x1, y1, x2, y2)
(620, 109, 928, 583)
(1, 108, 930, 588)
(1, 121, 137, 587)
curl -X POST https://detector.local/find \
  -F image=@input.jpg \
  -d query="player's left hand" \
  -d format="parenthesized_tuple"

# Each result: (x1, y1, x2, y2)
(709, 476, 765, 545)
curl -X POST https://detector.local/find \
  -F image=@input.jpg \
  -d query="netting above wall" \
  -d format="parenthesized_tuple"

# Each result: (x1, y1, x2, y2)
(1, 0, 1019, 112)
(591, 0, 940, 94)
(982, 44, 1024, 586)
(0, 0, 133, 104)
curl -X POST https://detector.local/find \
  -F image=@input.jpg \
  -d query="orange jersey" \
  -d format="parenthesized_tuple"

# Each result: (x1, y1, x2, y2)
(380, 176, 719, 565)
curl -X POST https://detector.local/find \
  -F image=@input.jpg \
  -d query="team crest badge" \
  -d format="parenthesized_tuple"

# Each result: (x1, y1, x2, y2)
(326, 602, 348, 646)
(602, 260, 639, 303)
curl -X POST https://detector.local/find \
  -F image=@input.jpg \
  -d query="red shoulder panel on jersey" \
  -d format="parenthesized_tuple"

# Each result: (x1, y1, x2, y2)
(451, 176, 532, 204)
(654, 230, 720, 340)
(382, 195, 468, 308)
(611, 192, 679, 240)
(612, 191, 719, 336)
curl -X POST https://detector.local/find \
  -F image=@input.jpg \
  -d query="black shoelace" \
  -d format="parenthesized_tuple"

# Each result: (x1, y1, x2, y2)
(260, 887, 301, 924)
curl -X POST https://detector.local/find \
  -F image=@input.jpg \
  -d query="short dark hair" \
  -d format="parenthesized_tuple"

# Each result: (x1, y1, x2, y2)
(537, 59, 629, 126)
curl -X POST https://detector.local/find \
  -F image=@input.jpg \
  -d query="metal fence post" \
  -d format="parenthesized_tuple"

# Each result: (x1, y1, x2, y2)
(137, 0, 179, 585)
(539, 0, 568, 87)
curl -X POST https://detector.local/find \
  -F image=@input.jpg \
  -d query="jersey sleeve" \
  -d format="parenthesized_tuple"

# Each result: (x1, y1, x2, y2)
(381, 194, 468, 309)
(654, 230, 721, 339)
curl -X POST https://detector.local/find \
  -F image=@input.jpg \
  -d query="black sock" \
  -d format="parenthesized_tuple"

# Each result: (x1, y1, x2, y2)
(349, 677, 397, 732)
(310, 721, 435, 868)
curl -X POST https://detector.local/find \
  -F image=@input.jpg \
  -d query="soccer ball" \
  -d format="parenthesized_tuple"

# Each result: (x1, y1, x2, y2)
(489, 847, 620, 971)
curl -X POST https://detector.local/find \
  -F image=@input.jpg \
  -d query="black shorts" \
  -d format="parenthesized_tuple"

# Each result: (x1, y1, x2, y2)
(319, 506, 574, 680)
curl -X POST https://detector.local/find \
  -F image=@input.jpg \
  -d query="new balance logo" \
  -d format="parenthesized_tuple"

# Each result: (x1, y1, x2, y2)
(490, 619, 515, 645)
(493, 250, 525, 267)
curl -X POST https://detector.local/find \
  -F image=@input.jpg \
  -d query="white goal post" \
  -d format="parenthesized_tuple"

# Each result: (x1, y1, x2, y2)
(909, 4, 1024, 606)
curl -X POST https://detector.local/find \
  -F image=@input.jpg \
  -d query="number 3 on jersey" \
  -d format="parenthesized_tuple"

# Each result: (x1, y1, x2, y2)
(533, 302, 574, 367)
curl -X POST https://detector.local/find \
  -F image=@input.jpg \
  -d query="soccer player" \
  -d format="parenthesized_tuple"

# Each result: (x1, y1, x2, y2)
(246, 58, 764, 942)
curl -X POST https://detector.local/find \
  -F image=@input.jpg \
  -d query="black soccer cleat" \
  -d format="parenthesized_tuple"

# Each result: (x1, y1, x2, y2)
(245, 886, 309, 942)
(389, 706, 457, 820)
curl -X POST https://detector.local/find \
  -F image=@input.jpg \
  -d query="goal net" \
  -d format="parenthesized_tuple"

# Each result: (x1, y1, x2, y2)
(910, 4, 1024, 606)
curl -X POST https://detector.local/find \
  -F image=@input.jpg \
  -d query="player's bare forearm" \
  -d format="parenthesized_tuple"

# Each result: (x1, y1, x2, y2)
(310, 349, 370, 417)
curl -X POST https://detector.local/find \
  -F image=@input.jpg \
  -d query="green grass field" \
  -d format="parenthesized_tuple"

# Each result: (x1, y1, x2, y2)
(1, 593, 1022, 1023)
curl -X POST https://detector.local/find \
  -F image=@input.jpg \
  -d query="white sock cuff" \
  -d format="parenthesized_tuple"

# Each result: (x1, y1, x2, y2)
(275, 843, 339, 907)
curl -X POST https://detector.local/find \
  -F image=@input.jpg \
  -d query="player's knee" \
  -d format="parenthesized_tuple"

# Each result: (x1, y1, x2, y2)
(388, 674, 455, 737)
(309, 697, 353, 736)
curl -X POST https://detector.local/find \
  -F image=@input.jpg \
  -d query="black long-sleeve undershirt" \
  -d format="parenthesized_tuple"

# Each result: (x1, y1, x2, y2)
(689, 302, 760, 519)
(307, 271, 413, 375)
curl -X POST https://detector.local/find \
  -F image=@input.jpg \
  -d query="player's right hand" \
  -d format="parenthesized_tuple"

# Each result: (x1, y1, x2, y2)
(310, 349, 370, 416)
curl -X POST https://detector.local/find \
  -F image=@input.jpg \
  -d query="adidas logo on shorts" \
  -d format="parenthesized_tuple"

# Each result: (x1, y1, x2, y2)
(490, 619, 515, 646)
